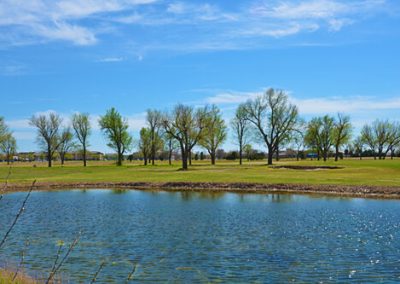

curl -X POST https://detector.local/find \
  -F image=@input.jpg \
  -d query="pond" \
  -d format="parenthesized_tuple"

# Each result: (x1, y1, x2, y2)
(1, 189, 400, 283)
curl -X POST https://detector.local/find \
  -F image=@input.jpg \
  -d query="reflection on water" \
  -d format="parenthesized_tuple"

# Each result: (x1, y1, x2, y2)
(1, 189, 400, 282)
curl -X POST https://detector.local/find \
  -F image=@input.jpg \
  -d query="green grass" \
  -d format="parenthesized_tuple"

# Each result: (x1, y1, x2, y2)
(1, 158, 400, 187)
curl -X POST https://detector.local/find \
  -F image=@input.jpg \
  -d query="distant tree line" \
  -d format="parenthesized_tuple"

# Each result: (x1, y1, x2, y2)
(1, 88, 400, 168)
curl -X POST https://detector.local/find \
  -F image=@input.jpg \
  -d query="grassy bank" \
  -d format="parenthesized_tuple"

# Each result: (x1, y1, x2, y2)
(1, 158, 400, 188)
(0, 269, 36, 284)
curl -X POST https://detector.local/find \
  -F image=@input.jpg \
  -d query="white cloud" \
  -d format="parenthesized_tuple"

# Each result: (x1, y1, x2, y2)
(127, 113, 147, 130)
(240, 23, 319, 37)
(0, 0, 392, 50)
(167, 2, 186, 14)
(0, 64, 27, 76)
(7, 119, 31, 129)
(203, 89, 400, 116)
(205, 91, 261, 104)
(34, 22, 97, 45)
(55, 0, 123, 19)
(291, 95, 400, 114)
(13, 131, 36, 141)
(251, 0, 349, 19)
(249, 0, 385, 32)
(97, 56, 124, 62)
(328, 18, 353, 31)
(0, 0, 156, 46)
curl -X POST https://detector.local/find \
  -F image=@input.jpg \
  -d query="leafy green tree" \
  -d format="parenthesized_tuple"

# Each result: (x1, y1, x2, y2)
(72, 113, 91, 167)
(0, 117, 9, 140)
(243, 88, 299, 165)
(305, 115, 335, 161)
(243, 144, 253, 161)
(200, 105, 227, 165)
(0, 133, 17, 165)
(99, 108, 133, 166)
(30, 112, 63, 167)
(333, 114, 352, 161)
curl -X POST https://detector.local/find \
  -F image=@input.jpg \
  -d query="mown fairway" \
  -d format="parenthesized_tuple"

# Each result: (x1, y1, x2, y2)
(1, 158, 400, 187)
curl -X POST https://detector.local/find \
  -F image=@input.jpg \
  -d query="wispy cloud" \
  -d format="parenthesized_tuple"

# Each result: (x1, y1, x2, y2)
(202, 89, 400, 116)
(291, 95, 400, 114)
(0, 0, 156, 46)
(0, 0, 392, 49)
(0, 64, 27, 76)
(97, 56, 124, 62)
(249, 0, 385, 31)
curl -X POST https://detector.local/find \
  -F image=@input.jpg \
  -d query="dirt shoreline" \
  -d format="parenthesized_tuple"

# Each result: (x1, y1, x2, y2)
(3, 181, 400, 199)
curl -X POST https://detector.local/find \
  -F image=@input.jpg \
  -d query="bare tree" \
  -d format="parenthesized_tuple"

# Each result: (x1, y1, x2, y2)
(305, 115, 335, 162)
(162, 104, 208, 170)
(199, 105, 227, 165)
(146, 109, 163, 165)
(72, 113, 91, 167)
(58, 127, 75, 165)
(290, 130, 305, 161)
(243, 88, 299, 165)
(30, 112, 63, 167)
(386, 122, 400, 159)
(360, 124, 377, 159)
(333, 113, 352, 161)
(165, 133, 178, 166)
(361, 120, 400, 160)
(231, 103, 250, 165)
(353, 136, 364, 160)
(99, 108, 133, 166)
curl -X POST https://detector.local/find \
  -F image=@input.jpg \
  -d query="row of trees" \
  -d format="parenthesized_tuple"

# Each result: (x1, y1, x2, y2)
(2, 88, 400, 168)
(29, 113, 91, 167)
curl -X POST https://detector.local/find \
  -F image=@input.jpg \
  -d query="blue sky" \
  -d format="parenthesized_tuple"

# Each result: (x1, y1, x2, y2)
(0, 0, 399, 153)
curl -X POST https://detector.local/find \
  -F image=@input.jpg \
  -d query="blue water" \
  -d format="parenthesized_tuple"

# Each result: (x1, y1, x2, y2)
(1, 189, 400, 283)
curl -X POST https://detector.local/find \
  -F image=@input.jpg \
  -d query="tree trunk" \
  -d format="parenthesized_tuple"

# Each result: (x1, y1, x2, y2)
(47, 146, 52, 167)
(61, 153, 65, 165)
(335, 145, 339, 162)
(144, 155, 147, 166)
(239, 145, 243, 165)
(117, 150, 122, 166)
(275, 146, 279, 161)
(189, 151, 192, 166)
(182, 151, 188, 170)
(168, 150, 172, 165)
(83, 146, 87, 167)
(211, 151, 216, 165)
(267, 146, 273, 165)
